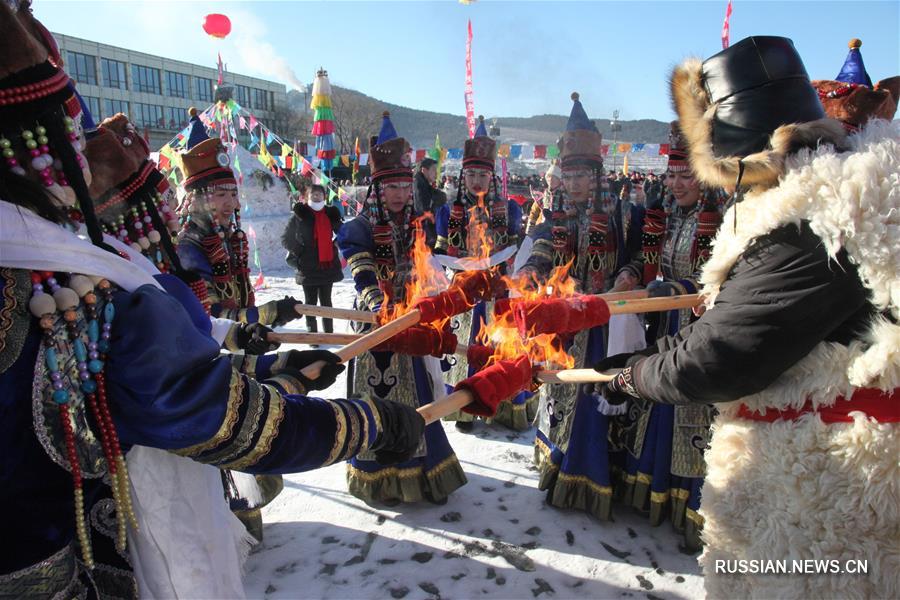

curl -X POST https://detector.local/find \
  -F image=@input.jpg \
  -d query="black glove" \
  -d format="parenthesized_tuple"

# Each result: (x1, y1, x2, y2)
(593, 345, 659, 373)
(646, 280, 678, 298)
(279, 349, 345, 392)
(369, 397, 426, 466)
(234, 323, 280, 355)
(598, 366, 642, 407)
(273, 296, 301, 327)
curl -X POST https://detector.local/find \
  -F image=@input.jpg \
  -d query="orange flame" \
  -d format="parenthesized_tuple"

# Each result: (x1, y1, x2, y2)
(465, 192, 493, 261)
(378, 214, 452, 332)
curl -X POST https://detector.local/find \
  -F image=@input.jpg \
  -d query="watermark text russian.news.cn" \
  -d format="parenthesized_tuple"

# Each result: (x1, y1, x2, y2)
(714, 560, 868, 575)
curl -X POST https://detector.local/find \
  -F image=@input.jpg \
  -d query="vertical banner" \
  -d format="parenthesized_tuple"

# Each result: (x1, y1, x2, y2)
(464, 20, 476, 138)
(721, 0, 733, 49)
(501, 157, 509, 200)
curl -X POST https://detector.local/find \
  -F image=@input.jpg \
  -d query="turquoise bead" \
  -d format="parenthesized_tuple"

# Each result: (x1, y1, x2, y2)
(88, 320, 99, 342)
(88, 359, 103, 373)
(45, 348, 58, 372)
(81, 380, 97, 393)
(53, 389, 69, 404)
(104, 303, 115, 321)
(98, 340, 110, 353)
(73, 339, 87, 362)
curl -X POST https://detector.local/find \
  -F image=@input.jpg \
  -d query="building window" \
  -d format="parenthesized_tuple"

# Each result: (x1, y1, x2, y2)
(103, 98, 129, 119)
(235, 85, 250, 107)
(133, 102, 164, 128)
(101, 58, 127, 90)
(66, 51, 97, 86)
(165, 106, 189, 131)
(251, 88, 270, 111)
(131, 64, 161, 94)
(166, 71, 190, 99)
(194, 77, 213, 103)
(82, 96, 101, 121)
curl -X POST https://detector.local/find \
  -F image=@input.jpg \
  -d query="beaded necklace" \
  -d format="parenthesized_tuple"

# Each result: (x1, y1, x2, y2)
(28, 271, 137, 568)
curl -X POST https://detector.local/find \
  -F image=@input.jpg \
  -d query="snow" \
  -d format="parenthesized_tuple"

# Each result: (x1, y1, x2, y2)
(245, 272, 705, 599)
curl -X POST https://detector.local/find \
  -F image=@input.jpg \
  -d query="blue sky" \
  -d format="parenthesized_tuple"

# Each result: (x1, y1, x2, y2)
(36, 1, 899, 121)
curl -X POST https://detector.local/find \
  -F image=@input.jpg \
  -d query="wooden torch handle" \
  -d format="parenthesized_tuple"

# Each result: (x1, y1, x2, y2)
(268, 332, 362, 345)
(293, 303, 378, 324)
(606, 294, 701, 315)
(299, 310, 423, 380)
(417, 389, 473, 425)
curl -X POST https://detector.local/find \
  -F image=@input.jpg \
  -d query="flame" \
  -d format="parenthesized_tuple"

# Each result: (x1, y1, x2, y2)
(465, 192, 494, 261)
(472, 259, 579, 370)
(378, 214, 453, 332)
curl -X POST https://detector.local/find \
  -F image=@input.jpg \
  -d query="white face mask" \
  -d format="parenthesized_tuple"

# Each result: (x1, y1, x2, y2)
(309, 199, 326, 211)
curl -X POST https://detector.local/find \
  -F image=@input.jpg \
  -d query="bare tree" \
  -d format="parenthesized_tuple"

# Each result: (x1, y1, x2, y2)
(271, 104, 312, 145)
(330, 87, 380, 155)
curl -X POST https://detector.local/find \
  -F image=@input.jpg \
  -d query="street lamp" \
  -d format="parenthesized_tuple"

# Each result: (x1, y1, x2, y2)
(609, 109, 622, 172)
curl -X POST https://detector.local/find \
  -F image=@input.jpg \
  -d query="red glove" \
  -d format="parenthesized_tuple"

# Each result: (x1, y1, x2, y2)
(373, 324, 457, 357)
(513, 294, 610, 337)
(454, 355, 533, 417)
(412, 288, 471, 324)
(466, 344, 494, 372)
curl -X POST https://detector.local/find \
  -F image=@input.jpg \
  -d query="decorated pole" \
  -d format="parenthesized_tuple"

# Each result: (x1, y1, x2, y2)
(310, 68, 336, 174)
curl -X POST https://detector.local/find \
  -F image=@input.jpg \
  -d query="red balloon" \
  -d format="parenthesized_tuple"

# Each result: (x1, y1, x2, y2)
(202, 14, 231, 39)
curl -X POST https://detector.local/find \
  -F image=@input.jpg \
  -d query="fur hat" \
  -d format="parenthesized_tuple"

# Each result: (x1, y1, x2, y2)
(558, 93, 603, 170)
(463, 116, 496, 170)
(812, 40, 899, 128)
(179, 137, 236, 191)
(369, 111, 412, 182)
(84, 113, 151, 199)
(670, 35, 846, 191)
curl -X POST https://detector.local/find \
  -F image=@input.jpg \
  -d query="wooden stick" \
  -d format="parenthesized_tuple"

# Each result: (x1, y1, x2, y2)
(268, 332, 362, 345)
(606, 294, 701, 315)
(300, 310, 423, 380)
(293, 303, 378, 324)
(272, 331, 470, 357)
(535, 369, 618, 384)
(596, 289, 649, 301)
(417, 389, 472, 425)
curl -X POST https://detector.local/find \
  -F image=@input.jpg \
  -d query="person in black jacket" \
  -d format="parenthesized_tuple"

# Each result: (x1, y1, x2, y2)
(413, 157, 446, 248)
(594, 37, 898, 599)
(282, 185, 344, 334)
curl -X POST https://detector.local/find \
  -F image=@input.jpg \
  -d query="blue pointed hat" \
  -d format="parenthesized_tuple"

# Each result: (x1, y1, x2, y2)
(370, 111, 412, 181)
(566, 92, 599, 133)
(185, 107, 210, 150)
(376, 111, 399, 145)
(835, 39, 873, 87)
(474, 114, 488, 137)
(558, 92, 603, 168)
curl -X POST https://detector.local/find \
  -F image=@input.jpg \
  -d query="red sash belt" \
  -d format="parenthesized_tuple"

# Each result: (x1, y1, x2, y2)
(737, 388, 900, 423)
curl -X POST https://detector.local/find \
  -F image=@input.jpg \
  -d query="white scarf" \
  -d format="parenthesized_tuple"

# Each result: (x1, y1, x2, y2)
(0, 199, 251, 598)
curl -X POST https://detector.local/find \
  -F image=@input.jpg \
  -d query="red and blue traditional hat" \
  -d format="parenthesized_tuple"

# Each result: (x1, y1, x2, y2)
(463, 115, 496, 170)
(558, 93, 603, 170)
(179, 110, 236, 191)
(369, 111, 412, 183)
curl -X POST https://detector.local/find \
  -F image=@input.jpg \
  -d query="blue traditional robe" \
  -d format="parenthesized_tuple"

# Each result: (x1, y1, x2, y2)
(523, 197, 644, 520)
(337, 216, 467, 503)
(0, 266, 381, 598)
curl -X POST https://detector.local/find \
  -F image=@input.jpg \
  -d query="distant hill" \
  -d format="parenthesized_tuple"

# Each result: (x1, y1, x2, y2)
(287, 87, 668, 151)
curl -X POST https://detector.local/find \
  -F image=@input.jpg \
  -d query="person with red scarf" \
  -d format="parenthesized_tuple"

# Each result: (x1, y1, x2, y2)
(282, 184, 344, 335)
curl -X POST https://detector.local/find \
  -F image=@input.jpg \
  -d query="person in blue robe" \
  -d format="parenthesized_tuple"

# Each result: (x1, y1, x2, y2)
(433, 116, 529, 432)
(520, 93, 645, 521)
(338, 113, 467, 505)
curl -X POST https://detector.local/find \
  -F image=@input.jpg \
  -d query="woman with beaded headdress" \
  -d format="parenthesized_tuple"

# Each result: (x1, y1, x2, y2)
(338, 112, 466, 506)
(0, 4, 425, 596)
(600, 121, 722, 551)
(519, 92, 645, 521)
(175, 110, 300, 335)
(434, 116, 527, 432)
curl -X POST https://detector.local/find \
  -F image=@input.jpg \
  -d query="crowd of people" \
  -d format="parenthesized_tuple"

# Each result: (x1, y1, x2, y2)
(1, 2, 897, 597)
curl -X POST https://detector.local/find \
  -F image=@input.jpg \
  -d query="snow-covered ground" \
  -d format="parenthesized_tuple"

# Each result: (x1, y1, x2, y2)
(243, 273, 704, 600)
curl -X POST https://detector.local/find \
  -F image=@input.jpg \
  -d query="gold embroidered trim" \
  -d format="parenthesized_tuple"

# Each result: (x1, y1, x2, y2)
(556, 472, 613, 496)
(651, 490, 670, 504)
(267, 373, 305, 396)
(173, 370, 244, 457)
(323, 400, 349, 466)
(346, 454, 461, 482)
(686, 507, 704, 526)
(636, 472, 652, 485)
(223, 323, 242, 352)
(223, 382, 284, 470)
(257, 301, 278, 326)
(671, 487, 691, 501)
(195, 376, 266, 465)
